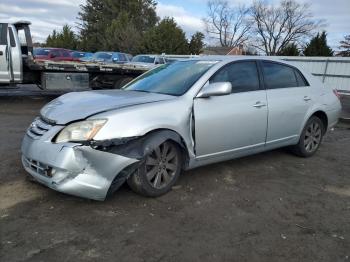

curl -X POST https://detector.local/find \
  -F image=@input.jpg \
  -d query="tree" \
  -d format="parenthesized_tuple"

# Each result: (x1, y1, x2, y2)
(303, 31, 333, 56)
(278, 43, 300, 56)
(78, 0, 158, 51)
(338, 35, 350, 57)
(45, 25, 79, 49)
(203, 0, 251, 47)
(251, 0, 319, 55)
(142, 18, 189, 54)
(189, 32, 205, 54)
(104, 12, 143, 54)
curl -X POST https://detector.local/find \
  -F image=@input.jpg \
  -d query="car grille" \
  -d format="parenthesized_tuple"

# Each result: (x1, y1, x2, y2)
(23, 157, 52, 177)
(26, 117, 54, 139)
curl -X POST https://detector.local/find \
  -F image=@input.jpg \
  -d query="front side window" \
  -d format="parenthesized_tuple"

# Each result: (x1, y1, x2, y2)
(210, 61, 260, 93)
(262, 62, 298, 89)
(124, 60, 218, 96)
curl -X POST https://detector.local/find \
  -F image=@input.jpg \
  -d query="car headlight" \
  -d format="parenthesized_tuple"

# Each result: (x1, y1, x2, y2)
(55, 119, 107, 143)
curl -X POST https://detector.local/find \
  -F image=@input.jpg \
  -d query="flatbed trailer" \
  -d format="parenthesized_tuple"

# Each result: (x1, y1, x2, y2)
(0, 21, 150, 91)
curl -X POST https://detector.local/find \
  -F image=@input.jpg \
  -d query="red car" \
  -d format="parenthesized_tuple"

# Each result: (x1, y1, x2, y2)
(33, 48, 79, 62)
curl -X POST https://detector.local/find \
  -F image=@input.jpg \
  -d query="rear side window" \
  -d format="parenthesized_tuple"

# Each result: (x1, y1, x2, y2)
(294, 69, 309, 86)
(262, 62, 298, 89)
(210, 61, 260, 93)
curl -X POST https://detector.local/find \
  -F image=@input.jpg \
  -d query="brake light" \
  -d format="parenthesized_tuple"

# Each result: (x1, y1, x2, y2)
(333, 89, 341, 100)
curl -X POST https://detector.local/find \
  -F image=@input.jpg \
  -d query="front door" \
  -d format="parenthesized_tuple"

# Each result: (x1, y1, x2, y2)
(193, 61, 268, 159)
(0, 23, 10, 84)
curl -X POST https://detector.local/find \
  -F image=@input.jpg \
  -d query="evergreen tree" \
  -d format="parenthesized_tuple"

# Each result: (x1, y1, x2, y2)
(303, 32, 333, 57)
(278, 43, 300, 56)
(142, 18, 189, 54)
(189, 32, 205, 54)
(78, 0, 158, 52)
(45, 25, 78, 50)
(338, 35, 350, 57)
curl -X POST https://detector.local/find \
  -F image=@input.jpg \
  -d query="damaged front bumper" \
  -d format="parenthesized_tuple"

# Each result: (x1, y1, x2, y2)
(21, 127, 138, 201)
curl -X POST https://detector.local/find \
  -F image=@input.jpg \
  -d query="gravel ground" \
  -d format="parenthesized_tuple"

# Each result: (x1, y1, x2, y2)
(0, 96, 349, 262)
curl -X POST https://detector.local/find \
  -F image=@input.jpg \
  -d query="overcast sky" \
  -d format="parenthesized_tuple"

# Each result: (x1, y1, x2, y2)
(0, 0, 349, 50)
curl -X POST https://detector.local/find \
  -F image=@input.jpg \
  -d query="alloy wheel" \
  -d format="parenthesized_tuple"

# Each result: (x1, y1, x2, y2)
(145, 142, 179, 189)
(304, 122, 322, 153)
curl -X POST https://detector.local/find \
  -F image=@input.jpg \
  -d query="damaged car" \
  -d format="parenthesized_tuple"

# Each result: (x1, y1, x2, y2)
(21, 57, 342, 200)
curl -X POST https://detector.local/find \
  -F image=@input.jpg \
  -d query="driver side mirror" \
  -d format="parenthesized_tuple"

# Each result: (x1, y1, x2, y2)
(197, 82, 232, 98)
(49, 53, 56, 58)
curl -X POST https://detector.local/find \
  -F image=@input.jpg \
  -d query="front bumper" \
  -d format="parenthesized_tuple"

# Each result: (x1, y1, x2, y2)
(21, 129, 138, 201)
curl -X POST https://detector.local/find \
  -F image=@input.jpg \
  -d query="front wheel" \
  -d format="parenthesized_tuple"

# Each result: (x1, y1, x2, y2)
(291, 116, 325, 157)
(127, 141, 182, 197)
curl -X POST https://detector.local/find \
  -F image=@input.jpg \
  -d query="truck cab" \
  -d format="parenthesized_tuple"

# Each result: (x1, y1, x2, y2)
(0, 21, 33, 85)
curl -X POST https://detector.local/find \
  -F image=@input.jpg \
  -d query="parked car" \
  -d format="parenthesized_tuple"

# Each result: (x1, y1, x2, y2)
(33, 48, 78, 62)
(90, 51, 130, 64)
(128, 54, 166, 69)
(70, 51, 94, 62)
(21, 57, 341, 201)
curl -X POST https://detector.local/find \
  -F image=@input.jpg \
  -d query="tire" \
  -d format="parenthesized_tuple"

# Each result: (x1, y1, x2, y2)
(291, 116, 325, 157)
(127, 141, 182, 197)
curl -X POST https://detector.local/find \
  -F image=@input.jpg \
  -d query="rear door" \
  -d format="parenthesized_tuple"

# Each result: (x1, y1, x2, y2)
(193, 61, 268, 158)
(0, 23, 10, 84)
(261, 61, 313, 146)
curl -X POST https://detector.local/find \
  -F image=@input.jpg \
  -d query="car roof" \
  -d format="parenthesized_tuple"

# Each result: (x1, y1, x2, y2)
(183, 55, 299, 67)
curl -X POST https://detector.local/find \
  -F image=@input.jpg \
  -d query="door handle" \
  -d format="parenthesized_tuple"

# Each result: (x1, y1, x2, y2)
(0, 51, 3, 56)
(253, 101, 267, 108)
(303, 96, 311, 101)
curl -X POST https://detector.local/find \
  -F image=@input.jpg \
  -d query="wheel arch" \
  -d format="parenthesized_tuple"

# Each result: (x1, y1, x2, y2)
(310, 110, 328, 134)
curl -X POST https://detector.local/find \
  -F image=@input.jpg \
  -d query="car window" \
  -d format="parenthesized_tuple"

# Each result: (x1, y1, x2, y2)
(0, 24, 7, 45)
(132, 55, 155, 63)
(210, 61, 260, 93)
(262, 62, 298, 89)
(8, 28, 16, 47)
(50, 50, 60, 57)
(118, 53, 127, 61)
(61, 51, 71, 57)
(124, 60, 218, 96)
(294, 69, 309, 87)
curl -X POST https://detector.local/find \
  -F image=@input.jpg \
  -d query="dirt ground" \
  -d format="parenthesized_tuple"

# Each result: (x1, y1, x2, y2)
(0, 96, 349, 262)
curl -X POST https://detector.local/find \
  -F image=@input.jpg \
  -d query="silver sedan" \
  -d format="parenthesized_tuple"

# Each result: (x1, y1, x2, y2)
(21, 57, 342, 200)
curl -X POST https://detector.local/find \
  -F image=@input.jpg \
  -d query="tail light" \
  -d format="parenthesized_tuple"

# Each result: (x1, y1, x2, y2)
(333, 89, 341, 100)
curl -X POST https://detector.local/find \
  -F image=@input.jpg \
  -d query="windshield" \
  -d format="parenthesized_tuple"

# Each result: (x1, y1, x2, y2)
(124, 60, 218, 96)
(34, 48, 50, 56)
(93, 52, 112, 60)
(132, 55, 155, 63)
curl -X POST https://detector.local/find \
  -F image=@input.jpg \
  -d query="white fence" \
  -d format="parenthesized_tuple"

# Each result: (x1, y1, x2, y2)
(279, 56, 350, 92)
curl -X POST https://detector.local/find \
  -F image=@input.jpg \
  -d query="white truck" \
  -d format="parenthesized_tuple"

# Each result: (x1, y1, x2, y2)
(0, 21, 150, 90)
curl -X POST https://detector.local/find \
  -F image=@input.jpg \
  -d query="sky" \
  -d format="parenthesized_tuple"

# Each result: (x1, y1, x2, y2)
(0, 0, 349, 50)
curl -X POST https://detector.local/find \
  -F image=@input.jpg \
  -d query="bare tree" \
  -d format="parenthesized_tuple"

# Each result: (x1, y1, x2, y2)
(251, 0, 320, 55)
(203, 0, 251, 47)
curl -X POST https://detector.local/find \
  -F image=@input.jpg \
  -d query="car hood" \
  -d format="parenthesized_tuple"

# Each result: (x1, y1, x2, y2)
(40, 90, 175, 124)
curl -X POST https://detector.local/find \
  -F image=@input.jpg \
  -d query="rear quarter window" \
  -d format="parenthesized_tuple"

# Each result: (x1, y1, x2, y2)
(294, 69, 309, 87)
(262, 62, 298, 89)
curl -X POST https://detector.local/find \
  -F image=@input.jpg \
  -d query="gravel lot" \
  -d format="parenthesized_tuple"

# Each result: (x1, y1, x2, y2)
(0, 95, 349, 262)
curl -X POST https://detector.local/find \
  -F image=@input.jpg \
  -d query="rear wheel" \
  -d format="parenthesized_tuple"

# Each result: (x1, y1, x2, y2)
(291, 116, 324, 157)
(127, 141, 182, 197)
